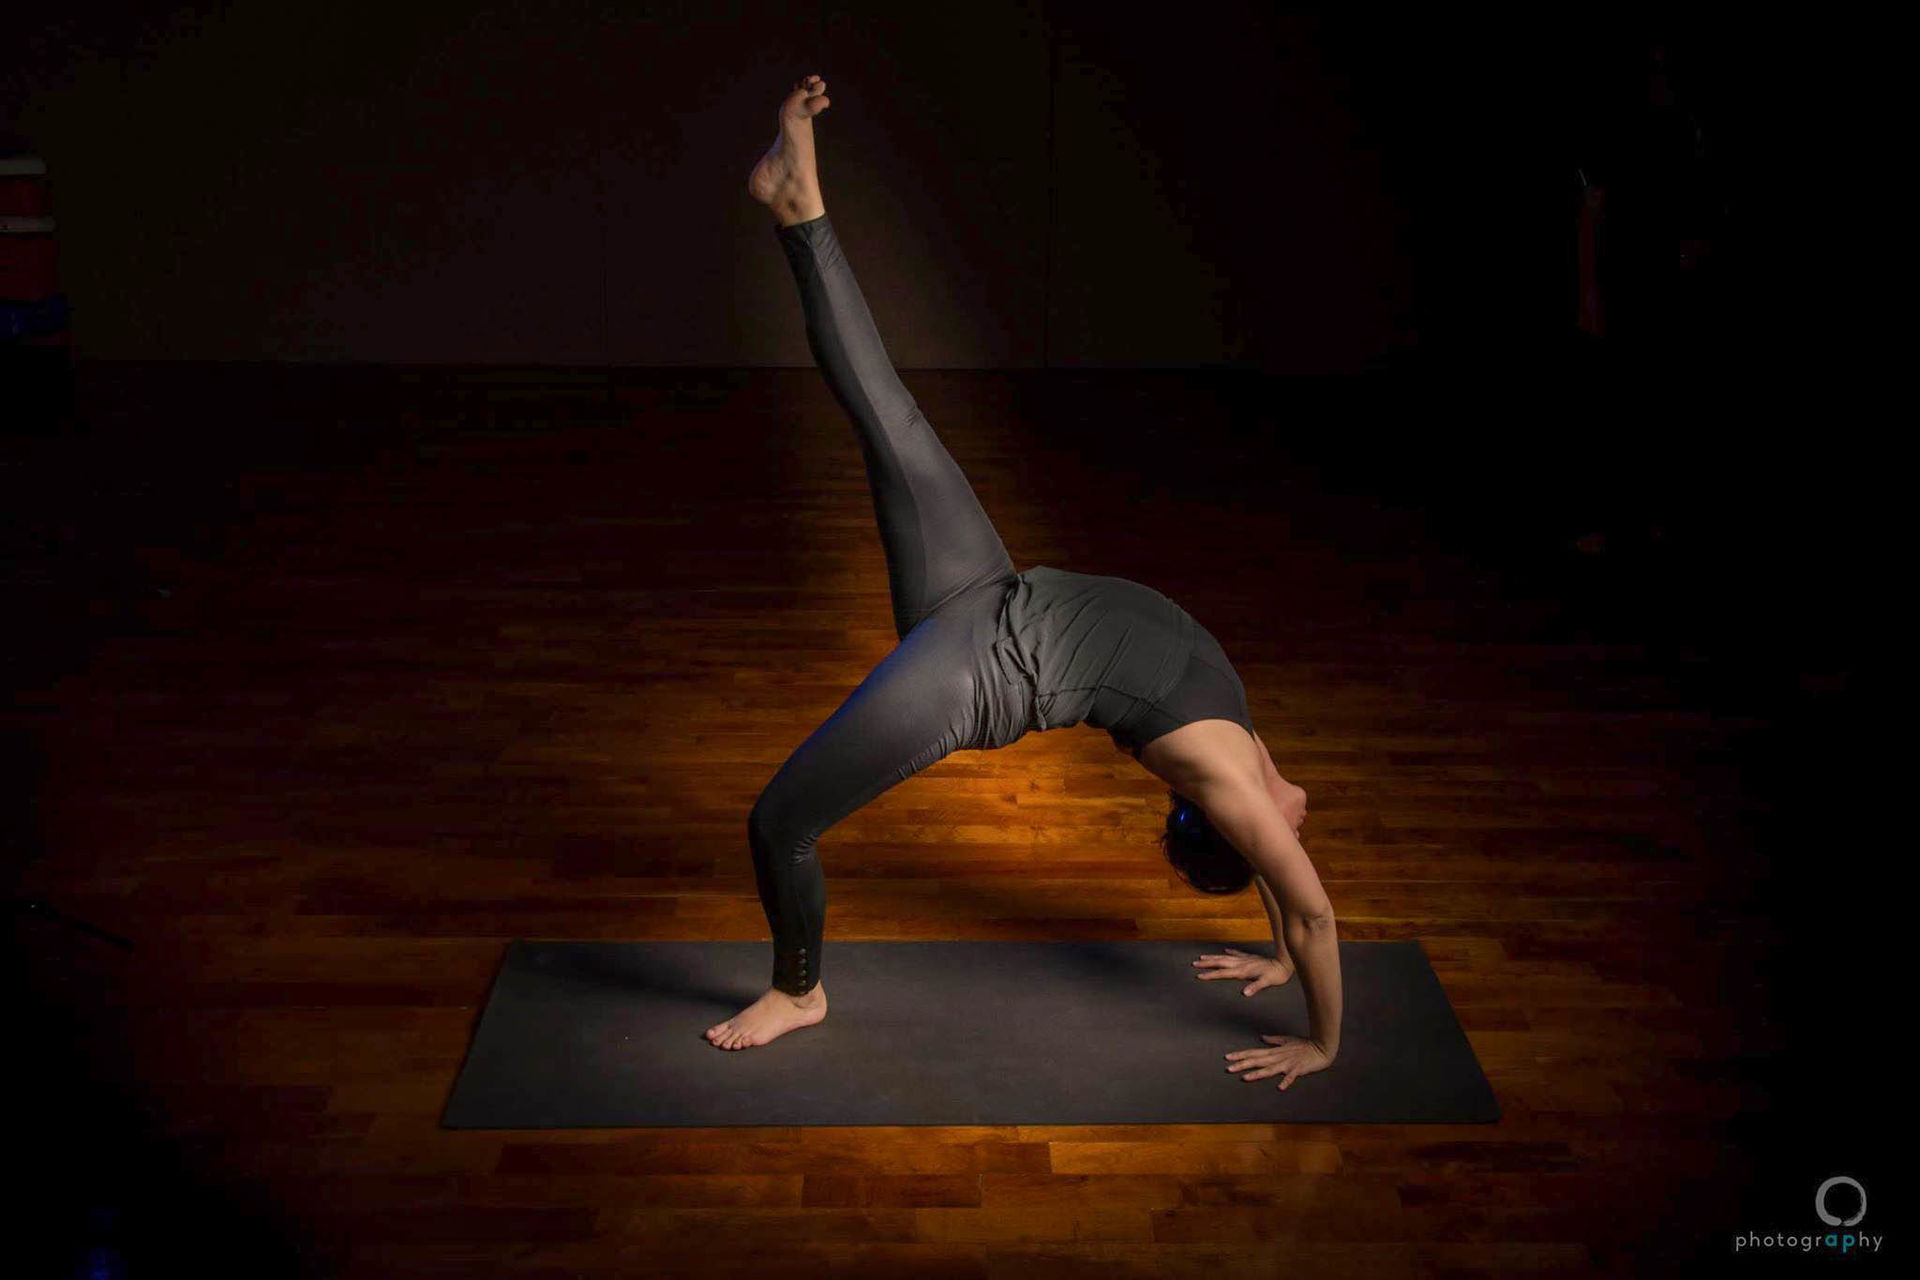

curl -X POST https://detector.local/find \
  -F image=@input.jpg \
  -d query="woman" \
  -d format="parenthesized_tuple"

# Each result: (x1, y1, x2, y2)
(709, 76, 1342, 1091)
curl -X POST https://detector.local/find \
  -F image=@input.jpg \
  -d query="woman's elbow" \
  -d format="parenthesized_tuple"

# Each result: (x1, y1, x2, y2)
(1288, 898, 1336, 930)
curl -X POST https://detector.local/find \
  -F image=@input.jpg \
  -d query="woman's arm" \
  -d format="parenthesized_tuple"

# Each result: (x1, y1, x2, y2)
(1253, 873, 1294, 970)
(1194, 777, 1342, 1056)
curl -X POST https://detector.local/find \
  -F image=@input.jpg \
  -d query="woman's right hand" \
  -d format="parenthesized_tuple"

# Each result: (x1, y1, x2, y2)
(1191, 948, 1295, 996)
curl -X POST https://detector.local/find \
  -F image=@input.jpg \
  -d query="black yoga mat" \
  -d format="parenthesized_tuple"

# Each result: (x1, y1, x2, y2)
(441, 939, 1498, 1128)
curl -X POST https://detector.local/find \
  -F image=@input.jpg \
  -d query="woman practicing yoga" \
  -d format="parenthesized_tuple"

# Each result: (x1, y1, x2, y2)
(711, 75, 1343, 1090)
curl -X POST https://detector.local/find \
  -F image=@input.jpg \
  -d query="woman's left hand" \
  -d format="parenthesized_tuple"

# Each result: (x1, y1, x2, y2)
(1224, 1035, 1335, 1089)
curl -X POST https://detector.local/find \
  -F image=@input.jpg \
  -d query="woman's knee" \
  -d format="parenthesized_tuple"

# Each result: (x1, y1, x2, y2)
(747, 794, 780, 857)
(748, 791, 814, 866)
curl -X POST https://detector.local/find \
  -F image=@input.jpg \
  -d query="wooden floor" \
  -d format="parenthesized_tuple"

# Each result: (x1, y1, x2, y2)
(2, 365, 1855, 1277)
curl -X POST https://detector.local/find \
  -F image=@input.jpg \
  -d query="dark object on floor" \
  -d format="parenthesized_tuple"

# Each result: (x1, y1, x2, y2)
(443, 938, 1498, 1128)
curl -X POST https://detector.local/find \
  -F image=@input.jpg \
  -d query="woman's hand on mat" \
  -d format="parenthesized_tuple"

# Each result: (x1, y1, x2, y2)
(1225, 1035, 1335, 1090)
(1191, 948, 1295, 996)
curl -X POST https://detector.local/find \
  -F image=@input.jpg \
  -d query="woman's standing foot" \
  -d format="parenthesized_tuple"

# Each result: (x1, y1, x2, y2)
(747, 74, 830, 227)
(705, 983, 828, 1049)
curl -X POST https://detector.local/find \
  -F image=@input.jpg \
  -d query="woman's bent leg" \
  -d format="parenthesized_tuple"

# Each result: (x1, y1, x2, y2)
(777, 213, 1016, 639)
(748, 614, 979, 995)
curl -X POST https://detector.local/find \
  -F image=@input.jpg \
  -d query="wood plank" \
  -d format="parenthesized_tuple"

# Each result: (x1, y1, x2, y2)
(4, 365, 1813, 1278)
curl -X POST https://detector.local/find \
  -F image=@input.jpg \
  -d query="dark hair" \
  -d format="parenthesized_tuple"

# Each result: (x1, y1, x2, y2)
(1158, 790, 1254, 894)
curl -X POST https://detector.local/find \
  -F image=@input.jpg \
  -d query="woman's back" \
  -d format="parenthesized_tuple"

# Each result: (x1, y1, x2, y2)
(993, 566, 1199, 742)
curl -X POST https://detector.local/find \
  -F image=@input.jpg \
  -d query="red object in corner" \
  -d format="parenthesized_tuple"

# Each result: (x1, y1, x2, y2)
(0, 159, 51, 217)
(1, 155, 58, 301)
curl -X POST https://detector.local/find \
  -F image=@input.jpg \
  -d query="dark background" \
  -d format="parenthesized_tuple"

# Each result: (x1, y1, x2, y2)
(3, 1, 1894, 1270)
(0, 2, 1812, 373)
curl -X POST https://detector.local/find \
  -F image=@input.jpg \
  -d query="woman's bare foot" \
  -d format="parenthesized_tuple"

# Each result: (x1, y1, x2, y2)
(747, 74, 830, 226)
(705, 983, 828, 1050)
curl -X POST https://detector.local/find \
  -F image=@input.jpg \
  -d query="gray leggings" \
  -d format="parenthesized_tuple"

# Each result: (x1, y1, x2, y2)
(751, 213, 1021, 996)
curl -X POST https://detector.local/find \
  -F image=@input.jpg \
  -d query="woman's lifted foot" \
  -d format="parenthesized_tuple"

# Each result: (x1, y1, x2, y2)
(747, 74, 829, 226)
(706, 982, 828, 1050)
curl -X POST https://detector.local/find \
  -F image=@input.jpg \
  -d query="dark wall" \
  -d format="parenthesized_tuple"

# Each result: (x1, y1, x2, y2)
(2, 2, 1777, 372)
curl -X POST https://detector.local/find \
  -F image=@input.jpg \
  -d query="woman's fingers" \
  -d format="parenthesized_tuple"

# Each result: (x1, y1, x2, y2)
(1227, 1036, 1321, 1088)
(1195, 951, 1272, 988)
(1194, 960, 1258, 980)
(1227, 1043, 1292, 1067)
(1232, 1051, 1296, 1081)
(1226, 1049, 1281, 1068)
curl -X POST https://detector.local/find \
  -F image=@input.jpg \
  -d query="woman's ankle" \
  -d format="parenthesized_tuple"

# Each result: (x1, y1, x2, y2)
(773, 190, 826, 228)
(785, 982, 826, 1008)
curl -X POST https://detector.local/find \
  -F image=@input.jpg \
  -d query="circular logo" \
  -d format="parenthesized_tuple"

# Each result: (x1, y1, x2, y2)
(1814, 1175, 1866, 1228)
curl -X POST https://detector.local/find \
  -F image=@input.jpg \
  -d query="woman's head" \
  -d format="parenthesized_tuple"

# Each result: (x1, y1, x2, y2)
(1158, 790, 1254, 894)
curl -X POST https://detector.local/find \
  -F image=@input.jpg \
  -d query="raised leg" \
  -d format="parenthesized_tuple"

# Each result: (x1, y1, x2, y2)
(752, 76, 1015, 639)
(778, 214, 1015, 638)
